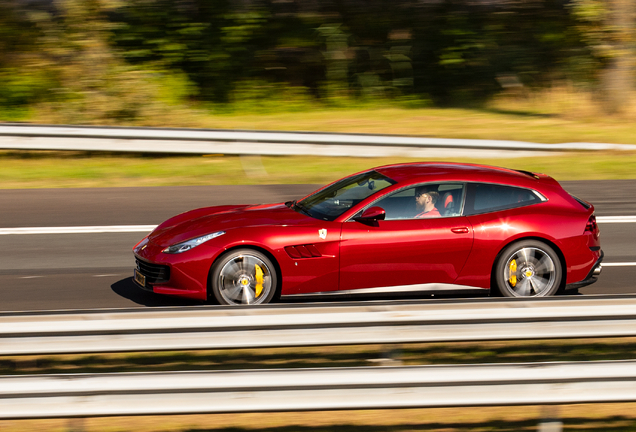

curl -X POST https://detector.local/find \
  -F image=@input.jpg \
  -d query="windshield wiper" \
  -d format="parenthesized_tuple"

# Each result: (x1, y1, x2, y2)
(286, 199, 313, 217)
(293, 200, 312, 216)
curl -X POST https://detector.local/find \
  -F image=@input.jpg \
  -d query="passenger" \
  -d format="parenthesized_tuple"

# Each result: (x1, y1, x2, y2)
(414, 186, 441, 218)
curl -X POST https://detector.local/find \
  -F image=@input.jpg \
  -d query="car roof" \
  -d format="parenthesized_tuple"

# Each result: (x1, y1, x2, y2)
(373, 162, 548, 187)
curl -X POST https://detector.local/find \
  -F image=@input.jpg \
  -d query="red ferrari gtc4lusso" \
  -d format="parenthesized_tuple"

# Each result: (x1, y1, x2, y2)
(133, 162, 602, 305)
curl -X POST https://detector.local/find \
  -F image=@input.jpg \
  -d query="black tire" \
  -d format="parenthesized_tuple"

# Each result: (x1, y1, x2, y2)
(494, 240, 562, 298)
(210, 249, 278, 305)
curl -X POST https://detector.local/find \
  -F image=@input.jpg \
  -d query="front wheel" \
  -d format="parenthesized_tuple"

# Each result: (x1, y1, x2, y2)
(494, 240, 562, 298)
(210, 249, 278, 305)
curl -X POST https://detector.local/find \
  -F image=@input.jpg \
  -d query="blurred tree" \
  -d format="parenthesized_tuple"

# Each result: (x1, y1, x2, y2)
(109, 0, 269, 103)
(409, 0, 586, 105)
(316, 23, 350, 100)
(1, 0, 632, 120)
(0, 1, 32, 69)
(11, 0, 167, 124)
(572, 0, 635, 113)
(0, 1, 51, 117)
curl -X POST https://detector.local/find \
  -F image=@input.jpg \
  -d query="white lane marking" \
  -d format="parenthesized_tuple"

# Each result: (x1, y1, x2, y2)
(603, 263, 636, 267)
(0, 215, 633, 235)
(597, 216, 636, 223)
(20, 276, 43, 279)
(0, 225, 157, 235)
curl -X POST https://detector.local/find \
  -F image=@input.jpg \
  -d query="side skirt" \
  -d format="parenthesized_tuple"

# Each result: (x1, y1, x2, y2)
(281, 283, 489, 298)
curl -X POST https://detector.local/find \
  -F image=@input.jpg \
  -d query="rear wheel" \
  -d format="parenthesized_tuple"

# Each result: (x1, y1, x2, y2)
(210, 249, 278, 305)
(494, 240, 562, 297)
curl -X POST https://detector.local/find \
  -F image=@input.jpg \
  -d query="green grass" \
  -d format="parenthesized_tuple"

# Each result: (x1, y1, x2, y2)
(188, 106, 636, 145)
(1, 150, 635, 189)
(4, 338, 636, 375)
(48, 104, 636, 145)
(3, 406, 636, 432)
(4, 102, 636, 189)
(4, 410, 636, 432)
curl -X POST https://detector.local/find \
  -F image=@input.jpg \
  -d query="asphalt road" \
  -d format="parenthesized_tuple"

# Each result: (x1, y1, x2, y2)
(0, 180, 634, 312)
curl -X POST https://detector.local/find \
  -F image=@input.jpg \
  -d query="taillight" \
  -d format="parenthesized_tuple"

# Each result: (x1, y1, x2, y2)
(585, 215, 597, 233)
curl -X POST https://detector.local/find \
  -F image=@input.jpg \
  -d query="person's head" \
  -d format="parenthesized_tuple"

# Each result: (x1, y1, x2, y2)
(415, 186, 439, 210)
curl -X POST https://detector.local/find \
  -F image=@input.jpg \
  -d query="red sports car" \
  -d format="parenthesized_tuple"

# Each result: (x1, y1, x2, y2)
(133, 162, 602, 305)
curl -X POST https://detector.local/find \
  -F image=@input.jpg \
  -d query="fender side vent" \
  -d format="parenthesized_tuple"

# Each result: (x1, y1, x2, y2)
(285, 245, 322, 259)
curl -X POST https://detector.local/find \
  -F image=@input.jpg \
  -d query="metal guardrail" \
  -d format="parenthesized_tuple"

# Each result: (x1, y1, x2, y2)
(2, 297, 636, 355)
(2, 360, 636, 419)
(2, 123, 636, 157)
(3, 298, 636, 422)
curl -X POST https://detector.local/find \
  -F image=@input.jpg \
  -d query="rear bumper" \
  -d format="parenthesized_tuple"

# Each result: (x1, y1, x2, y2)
(565, 250, 604, 290)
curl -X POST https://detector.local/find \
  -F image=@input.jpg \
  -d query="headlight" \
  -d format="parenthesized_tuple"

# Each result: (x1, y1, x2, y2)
(162, 231, 225, 254)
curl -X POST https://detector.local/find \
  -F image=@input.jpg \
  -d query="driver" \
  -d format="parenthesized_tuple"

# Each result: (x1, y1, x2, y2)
(414, 186, 441, 219)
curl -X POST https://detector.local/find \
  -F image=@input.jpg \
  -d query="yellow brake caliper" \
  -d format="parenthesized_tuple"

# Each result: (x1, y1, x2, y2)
(508, 259, 517, 287)
(254, 264, 264, 297)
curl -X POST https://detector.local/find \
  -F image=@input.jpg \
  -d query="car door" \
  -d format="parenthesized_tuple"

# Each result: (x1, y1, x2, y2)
(455, 182, 549, 288)
(339, 183, 474, 292)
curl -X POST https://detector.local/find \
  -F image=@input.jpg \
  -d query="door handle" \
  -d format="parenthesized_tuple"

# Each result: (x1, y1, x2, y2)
(451, 227, 469, 234)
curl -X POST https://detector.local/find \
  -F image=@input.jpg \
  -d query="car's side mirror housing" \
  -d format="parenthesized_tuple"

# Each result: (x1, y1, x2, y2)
(355, 206, 386, 223)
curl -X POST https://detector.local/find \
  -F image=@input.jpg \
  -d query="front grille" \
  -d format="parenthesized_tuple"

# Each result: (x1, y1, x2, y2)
(135, 257, 170, 284)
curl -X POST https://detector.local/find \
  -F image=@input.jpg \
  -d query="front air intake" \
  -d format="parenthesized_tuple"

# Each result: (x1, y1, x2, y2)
(135, 257, 170, 283)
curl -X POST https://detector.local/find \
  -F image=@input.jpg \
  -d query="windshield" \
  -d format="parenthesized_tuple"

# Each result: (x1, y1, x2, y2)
(296, 171, 396, 221)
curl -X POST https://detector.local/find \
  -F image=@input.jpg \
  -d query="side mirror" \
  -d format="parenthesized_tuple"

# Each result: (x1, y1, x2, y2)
(355, 206, 386, 222)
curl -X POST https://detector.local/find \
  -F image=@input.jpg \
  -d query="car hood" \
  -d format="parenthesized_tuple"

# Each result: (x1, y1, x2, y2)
(148, 203, 314, 247)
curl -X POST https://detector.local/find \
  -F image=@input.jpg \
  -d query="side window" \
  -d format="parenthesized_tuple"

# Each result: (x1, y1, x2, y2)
(466, 183, 541, 215)
(437, 183, 465, 217)
(371, 187, 417, 220)
(371, 183, 465, 220)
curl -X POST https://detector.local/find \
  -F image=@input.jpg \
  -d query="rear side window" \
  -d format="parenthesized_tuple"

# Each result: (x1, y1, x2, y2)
(465, 183, 542, 215)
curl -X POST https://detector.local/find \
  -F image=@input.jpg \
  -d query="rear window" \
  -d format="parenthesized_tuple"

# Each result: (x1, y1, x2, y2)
(466, 183, 543, 215)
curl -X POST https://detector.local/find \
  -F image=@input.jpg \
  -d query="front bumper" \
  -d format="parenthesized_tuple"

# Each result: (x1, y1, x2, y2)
(132, 244, 215, 301)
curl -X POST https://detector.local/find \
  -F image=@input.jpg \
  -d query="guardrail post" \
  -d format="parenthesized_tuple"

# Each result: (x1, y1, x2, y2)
(67, 418, 86, 432)
(377, 345, 402, 366)
(538, 421, 563, 432)
(537, 406, 562, 432)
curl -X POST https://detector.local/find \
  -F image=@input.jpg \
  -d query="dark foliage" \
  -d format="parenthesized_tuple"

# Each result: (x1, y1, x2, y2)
(0, 0, 619, 112)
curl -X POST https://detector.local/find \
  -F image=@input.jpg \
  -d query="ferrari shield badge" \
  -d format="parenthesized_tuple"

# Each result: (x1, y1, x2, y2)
(319, 229, 327, 239)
